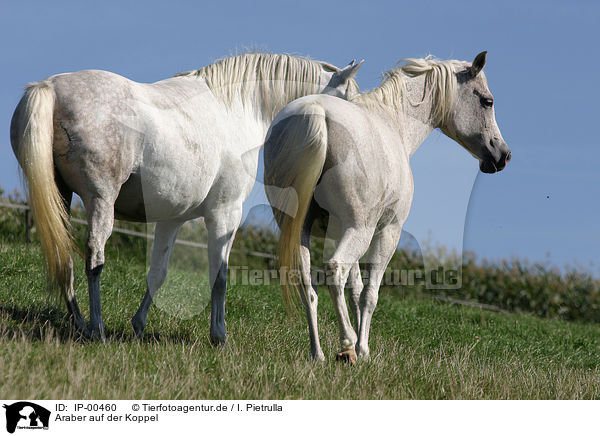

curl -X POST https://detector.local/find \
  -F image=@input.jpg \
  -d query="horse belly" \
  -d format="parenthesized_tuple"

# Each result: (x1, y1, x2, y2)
(114, 172, 148, 222)
(114, 164, 212, 222)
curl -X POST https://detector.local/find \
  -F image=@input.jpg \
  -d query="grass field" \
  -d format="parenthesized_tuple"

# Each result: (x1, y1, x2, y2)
(1, 241, 599, 399)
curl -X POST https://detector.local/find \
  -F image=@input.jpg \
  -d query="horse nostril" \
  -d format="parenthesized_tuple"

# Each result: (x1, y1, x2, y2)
(505, 151, 512, 163)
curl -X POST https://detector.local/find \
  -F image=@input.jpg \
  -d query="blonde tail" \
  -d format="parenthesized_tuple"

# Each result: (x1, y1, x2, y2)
(10, 81, 75, 302)
(265, 102, 328, 313)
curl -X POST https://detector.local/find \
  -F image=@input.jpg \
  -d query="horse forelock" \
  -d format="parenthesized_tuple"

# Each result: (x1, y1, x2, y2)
(355, 56, 462, 126)
(174, 53, 335, 118)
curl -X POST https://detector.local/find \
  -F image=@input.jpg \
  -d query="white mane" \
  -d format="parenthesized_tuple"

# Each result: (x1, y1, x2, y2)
(354, 56, 463, 126)
(176, 53, 353, 120)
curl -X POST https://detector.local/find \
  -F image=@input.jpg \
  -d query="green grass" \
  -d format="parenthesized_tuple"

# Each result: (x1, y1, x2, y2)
(0, 242, 599, 399)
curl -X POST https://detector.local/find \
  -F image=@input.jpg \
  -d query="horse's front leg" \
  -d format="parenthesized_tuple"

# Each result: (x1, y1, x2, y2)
(131, 220, 184, 339)
(83, 196, 116, 343)
(205, 206, 242, 347)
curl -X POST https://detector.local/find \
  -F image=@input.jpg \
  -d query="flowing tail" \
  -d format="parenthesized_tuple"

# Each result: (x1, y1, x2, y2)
(264, 101, 328, 312)
(10, 81, 75, 303)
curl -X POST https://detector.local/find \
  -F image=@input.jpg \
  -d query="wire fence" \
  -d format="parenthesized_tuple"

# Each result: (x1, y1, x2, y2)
(0, 202, 517, 314)
(0, 201, 277, 260)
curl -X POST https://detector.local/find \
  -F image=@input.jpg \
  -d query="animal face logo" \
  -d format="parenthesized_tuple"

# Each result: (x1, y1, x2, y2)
(2, 402, 50, 434)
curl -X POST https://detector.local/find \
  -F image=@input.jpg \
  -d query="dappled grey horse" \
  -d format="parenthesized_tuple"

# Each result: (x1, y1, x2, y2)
(264, 52, 510, 362)
(10, 53, 362, 344)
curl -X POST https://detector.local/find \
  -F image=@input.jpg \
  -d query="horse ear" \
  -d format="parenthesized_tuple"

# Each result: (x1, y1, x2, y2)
(340, 59, 364, 81)
(327, 60, 364, 90)
(471, 51, 487, 76)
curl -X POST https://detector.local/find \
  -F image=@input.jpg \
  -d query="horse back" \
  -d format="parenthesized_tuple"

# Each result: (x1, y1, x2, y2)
(268, 94, 412, 227)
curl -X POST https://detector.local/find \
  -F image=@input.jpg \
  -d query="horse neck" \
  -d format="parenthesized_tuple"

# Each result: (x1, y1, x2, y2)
(390, 73, 439, 157)
(226, 100, 273, 144)
(215, 77, 326, 143)
(359, 73, 437, 157)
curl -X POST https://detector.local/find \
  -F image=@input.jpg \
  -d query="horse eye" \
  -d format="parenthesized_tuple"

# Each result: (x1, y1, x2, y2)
(480, 97, 494, 108)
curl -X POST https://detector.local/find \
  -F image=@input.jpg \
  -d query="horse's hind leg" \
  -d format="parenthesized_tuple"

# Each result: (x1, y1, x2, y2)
(299, 217, 325, 361)
(83, 196, 115, 342)
(205, 206, 242, 347)
(131, 219, 183, 339)
(64, 256, 88, 333)
(56, 174, 87, 334)
(347, 262, 363, 332)
(325, 226, 373, 364)
(356, 221, 403, 360)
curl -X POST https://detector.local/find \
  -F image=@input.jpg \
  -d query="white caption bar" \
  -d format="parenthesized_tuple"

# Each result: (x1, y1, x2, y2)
(0, 400, 597, 435)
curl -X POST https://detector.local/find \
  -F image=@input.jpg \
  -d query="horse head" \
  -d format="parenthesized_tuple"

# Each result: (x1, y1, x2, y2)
(441, 51, 511, 173)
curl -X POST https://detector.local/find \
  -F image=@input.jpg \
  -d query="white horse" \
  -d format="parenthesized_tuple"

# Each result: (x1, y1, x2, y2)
(264, 52, 511, 362)
(10, 53, 363, 344)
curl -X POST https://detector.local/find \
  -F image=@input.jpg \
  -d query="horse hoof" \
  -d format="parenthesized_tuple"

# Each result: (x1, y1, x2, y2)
(70, 318, 90, 339)
(131, 319, 145, 341)
(213, 341, 230, 350)
(90, 333, 107, 344)
(87, 326, 106, 344)
(73, 328, 91, 342)
(209, 327, 228, 349)
(131, 329, 143, 342)
(335, 349, 357, 365)
(311, 352, 326, 362)
(210, 336, 229, 349)
(70, 316, 88, 334)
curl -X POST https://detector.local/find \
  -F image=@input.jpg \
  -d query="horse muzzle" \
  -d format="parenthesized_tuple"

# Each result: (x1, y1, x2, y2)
(480, 149, 511, 174)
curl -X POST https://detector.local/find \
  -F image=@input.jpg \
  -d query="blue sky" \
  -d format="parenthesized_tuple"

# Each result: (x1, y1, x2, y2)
(0, 1, 598, 272)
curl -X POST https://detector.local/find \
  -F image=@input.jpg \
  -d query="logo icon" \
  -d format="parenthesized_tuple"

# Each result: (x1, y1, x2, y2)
(3, 402, 50, 433)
